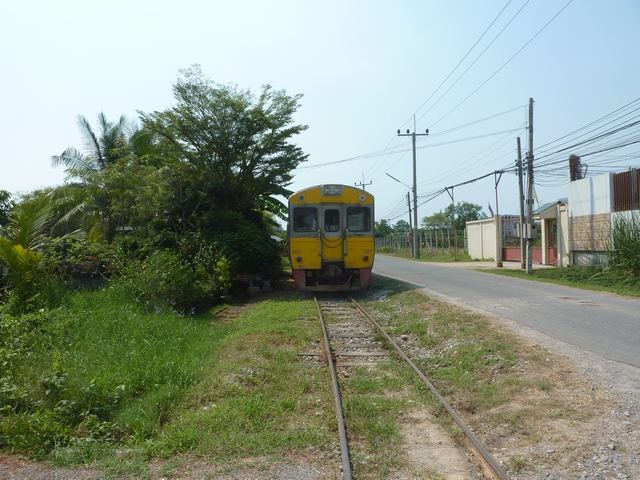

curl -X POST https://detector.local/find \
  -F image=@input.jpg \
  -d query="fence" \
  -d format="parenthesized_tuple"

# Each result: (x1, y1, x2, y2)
(613, 168, 640, 212)
(376, 228, 467, 256)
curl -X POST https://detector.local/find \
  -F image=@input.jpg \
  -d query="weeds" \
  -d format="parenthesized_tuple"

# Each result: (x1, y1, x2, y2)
(0, 287, 221, 457)
(610, 211, 640, 276)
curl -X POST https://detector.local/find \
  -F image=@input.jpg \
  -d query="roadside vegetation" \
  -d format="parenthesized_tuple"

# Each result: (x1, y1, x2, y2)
(375, 201, 484, 263)
(485, 213, 640, 297)
(360, 277, 618, 477)
(485, 266, 640, 297)
(377, 246, 473, 263)
(0, 65, 308, 470)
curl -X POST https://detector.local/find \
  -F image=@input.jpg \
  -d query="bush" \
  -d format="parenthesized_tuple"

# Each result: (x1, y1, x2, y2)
(215, 217, 282, 281)
(42, 238, 133, 284)
(0, 288, 218, 455)
(117, 249, 229, 313)
(1, 258, 66, 315)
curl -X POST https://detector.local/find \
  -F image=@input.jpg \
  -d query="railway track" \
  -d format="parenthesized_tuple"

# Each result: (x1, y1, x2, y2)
(314, 295, 509, 480)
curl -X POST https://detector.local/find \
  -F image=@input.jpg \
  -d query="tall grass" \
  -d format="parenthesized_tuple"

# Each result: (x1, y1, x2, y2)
(610, 212, 640, 276)
(0, 286, 225, 457)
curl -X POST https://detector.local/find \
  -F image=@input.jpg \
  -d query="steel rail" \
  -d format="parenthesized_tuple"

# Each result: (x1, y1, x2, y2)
(314, 297, 353, 480)
(349, 297, 509, 480)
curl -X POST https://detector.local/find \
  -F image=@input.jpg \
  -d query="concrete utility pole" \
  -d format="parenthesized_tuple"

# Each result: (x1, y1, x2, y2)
(516, 137, 525, 270)
(397, 118, 429, 258)
(354, 172, 372, 191)
(494, 171, 503, 268)
(445, 186, 456, 259)
(526, 98, 535, 274)
(406, 192, 414, 257)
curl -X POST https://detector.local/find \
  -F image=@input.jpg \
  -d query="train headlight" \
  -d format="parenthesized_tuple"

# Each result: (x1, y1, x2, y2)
(363, 255, 369, 261)
(296, 256, 302, 262)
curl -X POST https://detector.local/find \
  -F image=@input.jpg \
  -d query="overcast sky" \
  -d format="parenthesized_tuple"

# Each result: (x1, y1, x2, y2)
(1, 0, 639, 224)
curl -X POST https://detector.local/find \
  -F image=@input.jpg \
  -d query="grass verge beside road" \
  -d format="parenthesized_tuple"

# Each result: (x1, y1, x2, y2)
(482, 266, 640, 297)
(359, 277, 613, 476)
(377, 247, 473, 263)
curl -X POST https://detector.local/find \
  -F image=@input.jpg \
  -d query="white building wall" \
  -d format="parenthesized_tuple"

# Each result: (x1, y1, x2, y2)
(568, 173, 613, 217)
(559, 205, 570, 267)
(466, 218, 496, 260)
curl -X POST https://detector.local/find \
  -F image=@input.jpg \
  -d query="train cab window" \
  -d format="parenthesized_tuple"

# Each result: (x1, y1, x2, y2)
(346, 207, 371, 232)
(324, 209, 340, 232)
(293, 207, 318, 232)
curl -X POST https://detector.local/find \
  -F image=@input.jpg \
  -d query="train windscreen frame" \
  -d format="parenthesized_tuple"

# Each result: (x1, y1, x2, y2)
(293, 207, 318, 232)
(346, 206, 371, 232)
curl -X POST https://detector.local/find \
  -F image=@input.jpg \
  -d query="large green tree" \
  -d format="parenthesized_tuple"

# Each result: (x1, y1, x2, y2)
(393, 219, 410, 234)
(374, 219, 393, 237)
(422, 211, 450, 229)
(422, 202, 485, 232)
(140, 65, 308, 224)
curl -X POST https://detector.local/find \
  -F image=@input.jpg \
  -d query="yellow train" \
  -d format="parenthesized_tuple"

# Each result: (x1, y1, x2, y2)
(288, 184, 375, 291)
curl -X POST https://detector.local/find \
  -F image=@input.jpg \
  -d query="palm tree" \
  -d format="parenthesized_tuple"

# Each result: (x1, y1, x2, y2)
(52, 113, 134, 179)
(51, 113, 148, 241)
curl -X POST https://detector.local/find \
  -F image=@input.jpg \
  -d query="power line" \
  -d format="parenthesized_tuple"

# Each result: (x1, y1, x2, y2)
(425, 105, 525, 138)
(366, 106, 524, 180)
(412, 0, 515, 120)
(535, 109, 640, 162)
(387, 189, 447, 222)
(536, 97, 640, 152)
(296, 127, 523, 171)
(430, 0, 575, 129)
(535, 119, 640, 167)
(417, 0, 530, 123)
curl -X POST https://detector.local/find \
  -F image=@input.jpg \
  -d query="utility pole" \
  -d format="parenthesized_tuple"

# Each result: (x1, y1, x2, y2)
(397, 118, 429, 258)
(354, 172, 372, 191)
(516, 137, 525, 270)
(406, 192, 414, 257)
(526, 98, 535, 274)
(494, 171, 503, 268)
(445, 186, 456, 259)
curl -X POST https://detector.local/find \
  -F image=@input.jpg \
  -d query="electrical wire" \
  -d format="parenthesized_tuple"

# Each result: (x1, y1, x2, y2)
(429, 0, 575, 129)
(416, 0, 530, 123)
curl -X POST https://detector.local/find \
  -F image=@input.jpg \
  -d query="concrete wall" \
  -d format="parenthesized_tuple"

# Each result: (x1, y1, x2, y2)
(466, 218, 497, 260)
(568, 173, 614, 265)
(569, 173, 613, 217)
(559, 205, 570, 267)
(570, 213, 611, 252)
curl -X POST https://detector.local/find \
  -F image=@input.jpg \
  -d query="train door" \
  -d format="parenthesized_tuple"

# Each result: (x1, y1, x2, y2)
(321, 205, 343, 261)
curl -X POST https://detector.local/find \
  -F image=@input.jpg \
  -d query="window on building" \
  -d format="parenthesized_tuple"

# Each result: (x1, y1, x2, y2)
(293, 207, 318, 232)
(347, 207, 371, 232)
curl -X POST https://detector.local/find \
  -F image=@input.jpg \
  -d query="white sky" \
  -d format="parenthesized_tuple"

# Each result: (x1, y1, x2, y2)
(1, 0, 639, 224)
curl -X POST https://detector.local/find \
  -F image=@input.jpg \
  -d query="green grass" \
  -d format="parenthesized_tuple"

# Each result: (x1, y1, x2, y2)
(150, 295, 334, 461)
(482, 266, 640, 297)
(360, 277, 569, 430)
(378, 248, 473, 263)
(0, 289, 340, 476)
(0, 286, 227, 459)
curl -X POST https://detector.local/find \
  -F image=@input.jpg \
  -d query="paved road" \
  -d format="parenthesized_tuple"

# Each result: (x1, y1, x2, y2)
(374, 255, 640, 367)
